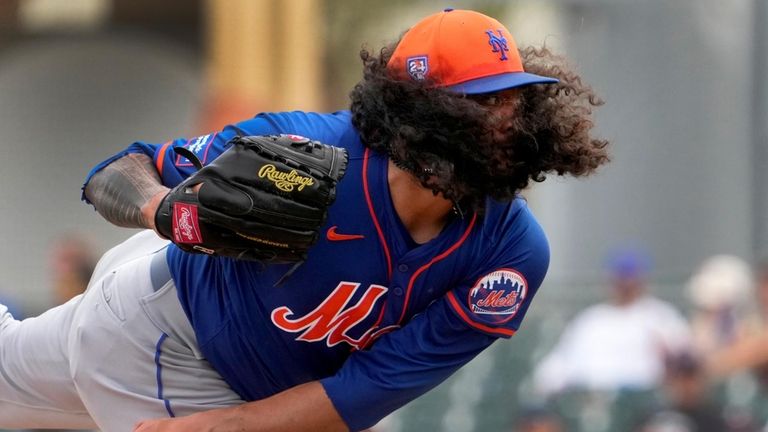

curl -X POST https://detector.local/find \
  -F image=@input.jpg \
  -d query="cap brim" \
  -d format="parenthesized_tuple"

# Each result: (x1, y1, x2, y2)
(446, 72, 559, 95)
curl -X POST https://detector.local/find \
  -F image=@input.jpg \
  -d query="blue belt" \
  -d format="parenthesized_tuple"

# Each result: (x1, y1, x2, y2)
(149, 248, 172, 292)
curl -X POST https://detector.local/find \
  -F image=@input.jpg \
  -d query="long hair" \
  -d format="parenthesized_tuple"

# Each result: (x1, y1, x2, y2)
(349, 43, 609, 210)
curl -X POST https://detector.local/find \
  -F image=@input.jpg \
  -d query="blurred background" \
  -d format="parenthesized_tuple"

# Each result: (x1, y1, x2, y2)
(0, 0, 766, 431)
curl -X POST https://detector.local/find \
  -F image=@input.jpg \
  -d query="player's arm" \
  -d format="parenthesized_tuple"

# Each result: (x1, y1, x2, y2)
(133, 381, 347, 432)
(82, 112, 345, 230)
(81, 115, 280, 230)
(83, 153, 169, 231)
(317, 217, 551, 430)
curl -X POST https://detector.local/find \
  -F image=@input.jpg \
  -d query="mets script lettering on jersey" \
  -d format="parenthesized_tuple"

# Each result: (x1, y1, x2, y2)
(258, 165, 315, 192)
(486, 30, 509, 61)
(271, 282, 394, 350)
(476, 290, 518, 308)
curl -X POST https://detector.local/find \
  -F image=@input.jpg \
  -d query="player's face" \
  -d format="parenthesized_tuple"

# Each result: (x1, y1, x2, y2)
(469, 89, 522, 141)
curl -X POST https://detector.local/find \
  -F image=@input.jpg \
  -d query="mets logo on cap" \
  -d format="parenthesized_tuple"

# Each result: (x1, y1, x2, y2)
(407, 56, 429, 81)
(468, 268, 527, 322)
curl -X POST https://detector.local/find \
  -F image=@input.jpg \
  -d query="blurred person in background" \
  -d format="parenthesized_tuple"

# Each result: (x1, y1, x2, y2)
(635, 411, 696, 432)
(48, 233, 98, 305)
(532, 248, 692, 397)
(511, 406, 565, 432)
(687, 255, 755, 360)
(694, 258, 768, 429)
(703, 259, 768, 377)
(634, 352, 733, 432)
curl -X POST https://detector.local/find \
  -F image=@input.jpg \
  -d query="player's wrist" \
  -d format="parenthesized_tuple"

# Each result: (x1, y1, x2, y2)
(142, 188, 170, 233)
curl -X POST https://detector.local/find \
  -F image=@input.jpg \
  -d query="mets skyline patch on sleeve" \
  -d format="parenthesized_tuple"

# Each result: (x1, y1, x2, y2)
(468, 268, 527, 324)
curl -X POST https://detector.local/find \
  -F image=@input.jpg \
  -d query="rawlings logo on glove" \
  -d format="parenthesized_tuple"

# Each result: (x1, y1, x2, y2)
(258, 164, 316, 192)
(172, 203, 203, 243)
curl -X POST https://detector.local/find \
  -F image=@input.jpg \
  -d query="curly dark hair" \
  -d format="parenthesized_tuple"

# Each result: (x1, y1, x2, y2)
(349, 43, 609, 210)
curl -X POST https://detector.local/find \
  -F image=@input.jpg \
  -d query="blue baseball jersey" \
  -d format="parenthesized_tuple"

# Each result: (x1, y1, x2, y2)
(84, 111, 550, 431)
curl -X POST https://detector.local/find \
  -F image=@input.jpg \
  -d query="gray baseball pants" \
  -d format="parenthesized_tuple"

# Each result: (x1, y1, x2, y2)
(0, 231, 243, 431)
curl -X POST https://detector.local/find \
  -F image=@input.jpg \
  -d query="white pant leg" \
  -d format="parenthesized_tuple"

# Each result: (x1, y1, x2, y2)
(0, 230, 166, 429)
(0, 231, 243, 432)
(0, 298, 96, 429)
(69, 232, 243, 432)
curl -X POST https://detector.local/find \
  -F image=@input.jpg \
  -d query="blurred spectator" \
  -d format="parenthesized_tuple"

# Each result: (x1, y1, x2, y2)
(696, 258, 768, 378)
(634, 352, 730, 432)
(687, 255, 755, 358)
(532, 248, 692, 397)
(636, 410, 697, 432)
(694, 259, 768, 430)
(512, 406, 565, 432)
(47, 233, 98, 305)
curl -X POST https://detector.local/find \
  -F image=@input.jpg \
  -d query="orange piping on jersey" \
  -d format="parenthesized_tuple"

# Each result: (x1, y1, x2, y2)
(397, 213, 478, 325)
(155, 142, 172, 176)
(362, 148, 393, 279)
(446, 291, 516, 337)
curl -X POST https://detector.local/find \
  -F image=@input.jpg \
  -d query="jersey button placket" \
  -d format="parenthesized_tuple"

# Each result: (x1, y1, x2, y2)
(393, 263, 409, 296)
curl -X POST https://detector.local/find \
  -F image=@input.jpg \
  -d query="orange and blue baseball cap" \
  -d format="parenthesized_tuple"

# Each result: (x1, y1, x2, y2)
(387, 8, 558, 94)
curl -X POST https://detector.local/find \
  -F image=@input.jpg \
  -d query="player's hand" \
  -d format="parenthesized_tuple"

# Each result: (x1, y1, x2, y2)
(133, 412, 216, 432)
(133, 406, 242, 432)
(133, 417, 188, 432)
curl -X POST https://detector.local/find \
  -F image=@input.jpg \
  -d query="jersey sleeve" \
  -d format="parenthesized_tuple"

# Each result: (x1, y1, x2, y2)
(82, 111, 352, 200)
(321, 205, 550, 430)
(320, 299, 497, 431)
(444, 209, 550, 338)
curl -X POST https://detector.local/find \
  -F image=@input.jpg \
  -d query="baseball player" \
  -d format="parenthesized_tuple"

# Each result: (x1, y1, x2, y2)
(0, 9, 609, 432)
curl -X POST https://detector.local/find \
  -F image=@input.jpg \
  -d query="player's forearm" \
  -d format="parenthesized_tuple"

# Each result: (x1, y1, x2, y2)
(84, 153, 169, 230)
(218, 381, 347, 432)
(133, 381, 348, 432)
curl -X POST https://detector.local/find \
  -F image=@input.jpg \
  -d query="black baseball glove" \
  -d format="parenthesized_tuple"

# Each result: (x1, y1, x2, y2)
(154, 134, 348, 263)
